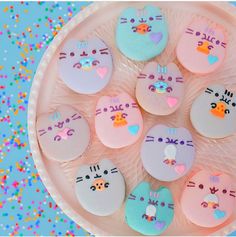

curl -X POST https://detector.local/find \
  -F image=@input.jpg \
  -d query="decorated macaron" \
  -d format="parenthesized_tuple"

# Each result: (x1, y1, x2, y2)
(125, 182, 174, 235)
(58, 37, 113, 94)
(116, 5, 168, 61)
(190, 84, 236, 138)
(181, 170, 235, 227)
(136, 62, 184, 115)
(36, 105, 90, 162)
(75, 159, 125, 216)
(176, 19, 227, 74)
(141, 125, 195, 181)
(95, 92, 143, 148)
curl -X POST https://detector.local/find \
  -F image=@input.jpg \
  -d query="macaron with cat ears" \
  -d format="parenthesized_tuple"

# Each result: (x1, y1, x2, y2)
(176, 19, 227, 74)
(125, 182, 174, 235)
(136, 62, 184, 115)
(141, 124, 195, 182)
(116, 5, 168, 61)
(95, 92, 143, 148)
(190, 84, 236, 138)
(181, 170, 236, 227)
(58, 37, 113, 94)
(36, 105, 90, 162)
(75, 159, 125, 216)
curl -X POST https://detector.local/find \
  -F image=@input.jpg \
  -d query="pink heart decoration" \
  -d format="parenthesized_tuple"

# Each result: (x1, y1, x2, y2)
(97, 67, 108, 78)
(174, 164, 186, 174)
(167, 97, 178, 108)
(149, 32, 163, 44)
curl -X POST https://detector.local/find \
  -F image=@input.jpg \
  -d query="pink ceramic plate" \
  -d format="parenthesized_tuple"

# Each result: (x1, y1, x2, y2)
(28, 2, 236, 235)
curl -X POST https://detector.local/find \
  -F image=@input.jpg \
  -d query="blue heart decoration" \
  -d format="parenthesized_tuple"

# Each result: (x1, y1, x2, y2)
(149, 32, 163, 44)
(208, 54, 219, 65)
(155, 220, 166, 230)
(128, 125, 140, 135)
(214, 209, 226, 219)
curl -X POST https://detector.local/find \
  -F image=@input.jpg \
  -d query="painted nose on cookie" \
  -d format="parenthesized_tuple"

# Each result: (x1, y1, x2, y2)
(197, 41, 210, 55)
(92, 178, 106, 191)
(136, 23, 150, 34)
(113, 112, 127, 127)
(211, 102, 226, 118)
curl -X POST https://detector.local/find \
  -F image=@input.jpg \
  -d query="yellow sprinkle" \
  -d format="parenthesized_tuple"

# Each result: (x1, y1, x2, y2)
(14, 109, 18, 116)
(0, 169, 4, 173)
(24, 47, 29, 54)
(0, 65, 3, 70)
(3, 7, 8, 12)
(10, 216, 14, 220)
(20, 52, 26, 58)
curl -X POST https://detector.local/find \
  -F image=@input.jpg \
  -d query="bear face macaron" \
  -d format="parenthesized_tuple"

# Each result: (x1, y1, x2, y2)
(176, 19, 227, 74)
(136, 62, 184, 115)
(181, 170, 235, 227)
(58, 37, 113, 94)
(190, 85, 236, 138)
(95, 92, 143, 148)
(75, 159, 125, 216)
(125, 182, 174, 235)
(36, 105, 90, 162)
(116, 5, 168, 61)
(141, 125, 195, 182)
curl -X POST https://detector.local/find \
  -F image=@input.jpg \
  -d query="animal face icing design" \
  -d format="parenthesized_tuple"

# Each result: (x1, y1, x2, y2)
(95, 92, 143, 148)
(141, 125, 195, 182)
(136, 62, 184, 115)
(58, 37, 113, 94)
(190, 85, 236, 138)
(36, 105, 90, 162)
(125, 182, 174, 235)
(181, 170, 235, 227)
(176, 19, 227, 74)
(116, 5, 168, 61)
(75, 159, 125, 216)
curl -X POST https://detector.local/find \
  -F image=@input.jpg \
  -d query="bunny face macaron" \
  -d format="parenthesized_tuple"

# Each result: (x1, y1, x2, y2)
(190, 85, 236, 138)
(176, 19, 227, 74)
(95, 92, 143, 148)
(181, 170, 235, 227)
(58, 37, 113, 94)
(141, 125, 195, 181)
(125, 182, 174, 235)
(36, 105, 90, 162)
(136, 62, 184, 115)
(116, 5, 168, 61)
(75, 159, 125, 216)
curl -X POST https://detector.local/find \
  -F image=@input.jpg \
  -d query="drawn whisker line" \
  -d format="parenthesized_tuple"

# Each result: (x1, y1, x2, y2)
(145, 140, 154, 142)
(111, 168, 117, 171)
(187, 185, 195, 187)
(121, 17, 127, 20)
(188, 181, 195, 184)
(38, 129, 46, 132)
(185, 32, 193, 35)
(186, 28, 194, 32)
(147, 136, 154, 138)
(39, 132, 47, 136)
(230, 194, 236, 197)
(59, 57, 66, 59)
(128, 197, 136, 200)
(187, 144, 193, 147)
(140, 73, 147, 76)
(59, 52, 66, 55)
(101, 52, 109, 55)
(120, 21, 127, 24)
(221, 42, 226, 48)
(96, 112, 102, 115)
(99, 48, 108, 51)
(230, 191, 236, 193)
(130, 194, 136, 197)
(111, 171, 118, 173)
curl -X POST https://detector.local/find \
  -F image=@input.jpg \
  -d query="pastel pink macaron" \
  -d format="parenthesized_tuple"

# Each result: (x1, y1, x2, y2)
(181, 170, 235, 227)
(95, 92, 143, 148)
(176, 19, 227, 74)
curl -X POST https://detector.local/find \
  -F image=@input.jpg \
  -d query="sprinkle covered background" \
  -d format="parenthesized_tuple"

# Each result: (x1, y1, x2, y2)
(0, 1, 236, 236)
(0, 2, 91, 236)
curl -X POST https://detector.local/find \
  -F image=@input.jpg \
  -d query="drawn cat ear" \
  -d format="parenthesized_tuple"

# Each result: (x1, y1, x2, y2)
(157, 186, 173, 202)
(134, 182, 150, 194)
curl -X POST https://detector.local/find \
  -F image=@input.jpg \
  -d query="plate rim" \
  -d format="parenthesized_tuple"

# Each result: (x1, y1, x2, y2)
(27, 2, 236, 236)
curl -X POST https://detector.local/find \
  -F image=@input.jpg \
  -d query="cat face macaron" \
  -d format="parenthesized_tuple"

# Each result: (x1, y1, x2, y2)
(176, 19, 227, 74)
(58, 37, 113, 94)
(181, 170, 235, 227)
(141, 125, 195, 181)
(95, 92, 143, 148)
(136, 62, 184, 115)
(116, 5, 168, 61)
(190, 85, 236, 138)
(75, 159, 125, 216)
(36, 105, 90, 162)
(125, 182, 174, 235)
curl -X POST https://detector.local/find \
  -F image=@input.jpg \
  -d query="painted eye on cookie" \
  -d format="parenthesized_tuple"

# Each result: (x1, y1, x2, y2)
(103, 170, 108, 175)
(70, 52, 75, 57)
(199, 184, 204, 189)
(232, 102, 236, 107)
(196, 31, 201, 36)
(48, 126, 52, 131)
(148, 84, 156, 92)
(85, 175, 90, 179)
(215, 92, 219, 97)
(92, 49, 97, 54)
(140, 196, 144, 201)
(222, 189, 227, 194)
(208, 45, 214, 50)
(130, 18, 135, 23)
(149, 74, 155, 80)
(149, 17, 154, 21)
(161, 202, 165, 207)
